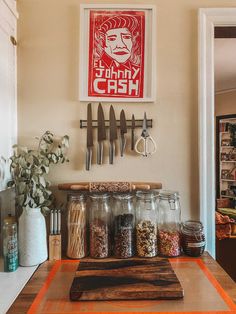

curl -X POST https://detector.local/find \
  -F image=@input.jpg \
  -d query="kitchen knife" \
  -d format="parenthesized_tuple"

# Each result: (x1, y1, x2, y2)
(97, 103, 106, 165)
(120, 109, 127, 157)
(131, 114, 135, 150)
(109, 105, 118, 164)
(86, 103, 93, 171)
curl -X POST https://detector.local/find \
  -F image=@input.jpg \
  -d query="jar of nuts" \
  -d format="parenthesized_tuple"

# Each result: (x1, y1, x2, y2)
(135, 191, 158, 257)
(157, 190, 181, 257)
(89, 193, 111, 258)
(113, 193, 135, 258)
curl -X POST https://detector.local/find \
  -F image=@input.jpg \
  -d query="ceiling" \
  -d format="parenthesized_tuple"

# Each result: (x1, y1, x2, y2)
(214, 38, 236, 93)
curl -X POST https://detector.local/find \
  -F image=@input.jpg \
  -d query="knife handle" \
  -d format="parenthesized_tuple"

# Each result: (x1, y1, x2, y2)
(97, 142, 103, 165)
(86, 148, 92, 171)
(109, 141, 115, 164)
(120, 136, 126, 157)
(131, 129, 135, 150)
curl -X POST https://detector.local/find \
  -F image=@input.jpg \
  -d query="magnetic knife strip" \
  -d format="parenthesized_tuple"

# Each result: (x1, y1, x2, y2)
(80, 119, 152, 129)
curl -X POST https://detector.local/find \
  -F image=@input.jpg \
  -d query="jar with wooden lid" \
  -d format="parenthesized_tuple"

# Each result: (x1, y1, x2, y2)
(89, 193, 111, 258)
(113, 193, 135, 258)
(67, 194, 87, 259)
(157, 190, 181, 257)
(181, 220, 205, 257)
(135, 191, 158, 257)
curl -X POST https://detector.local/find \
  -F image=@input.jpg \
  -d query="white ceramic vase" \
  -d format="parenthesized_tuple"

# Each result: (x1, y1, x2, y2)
(19, 208, 48, 266)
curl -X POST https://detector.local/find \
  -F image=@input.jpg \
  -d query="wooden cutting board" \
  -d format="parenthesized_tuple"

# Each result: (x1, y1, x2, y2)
(70, 257, 184, 301)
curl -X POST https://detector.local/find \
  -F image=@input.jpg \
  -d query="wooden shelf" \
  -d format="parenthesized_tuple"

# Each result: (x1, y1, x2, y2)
(221, 160, 236, 163)
(221, 195, 236, 199)
(221, 179, 236, 182)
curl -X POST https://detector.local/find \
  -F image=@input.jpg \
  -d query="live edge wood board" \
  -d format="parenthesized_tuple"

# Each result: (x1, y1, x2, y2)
(70, 257, 184, 301)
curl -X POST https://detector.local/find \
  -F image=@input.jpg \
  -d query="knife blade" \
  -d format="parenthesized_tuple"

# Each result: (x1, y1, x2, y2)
(120, 110, 127, 157)
(97, 103, 106, 165)
(131, 114, 135, 150)
(86, 103, 93, 170)
(109, 105, 117, 164)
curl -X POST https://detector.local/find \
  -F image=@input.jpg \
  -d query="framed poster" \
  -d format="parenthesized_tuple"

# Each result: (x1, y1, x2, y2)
(79, 4, 156, 102)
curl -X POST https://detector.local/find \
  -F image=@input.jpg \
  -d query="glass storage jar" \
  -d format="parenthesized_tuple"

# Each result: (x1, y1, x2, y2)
(89, 193, 111, 258)
(113, 193, 135, 258)
(67, 194, 87, 259)
(3, 215, 18, 272)
(157, 190, 181, 257)
(181, 220, 205, 257)
(135, 191, 158, 257)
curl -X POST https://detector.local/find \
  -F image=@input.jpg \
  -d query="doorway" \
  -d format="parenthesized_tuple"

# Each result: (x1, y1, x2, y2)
(198, 9, 236, 259)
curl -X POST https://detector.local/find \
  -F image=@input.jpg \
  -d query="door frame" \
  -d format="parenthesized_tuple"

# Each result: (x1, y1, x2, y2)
(198, 8, 236, 258)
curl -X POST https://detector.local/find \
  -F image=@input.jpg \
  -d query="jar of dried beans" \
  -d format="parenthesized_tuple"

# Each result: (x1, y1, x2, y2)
(67, 194, 87, 259)
(157, 190, 181, 257)
(135, 191, 158, 257)
(181, 220, 205, 257)
(89, 193, 111, 258)
(113, 193, 135, 258)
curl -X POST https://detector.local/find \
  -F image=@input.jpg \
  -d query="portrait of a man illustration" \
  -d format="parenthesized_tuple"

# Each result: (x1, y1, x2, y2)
(88, 11, 145, 98)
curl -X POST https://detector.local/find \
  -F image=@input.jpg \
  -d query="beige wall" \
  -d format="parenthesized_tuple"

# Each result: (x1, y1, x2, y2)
(17, 0, 236, 221)
(215, 91, 236, 116)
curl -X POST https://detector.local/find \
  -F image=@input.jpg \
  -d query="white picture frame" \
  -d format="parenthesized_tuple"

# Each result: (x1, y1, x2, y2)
(79, 4, 156, 102)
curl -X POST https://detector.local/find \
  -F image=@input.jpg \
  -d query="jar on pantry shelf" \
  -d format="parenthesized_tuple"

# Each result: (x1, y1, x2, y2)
(3, 215, 18, 272)
(67, 194, 87, 259)
(135, 191, 158, 257)
(181, 220, 205, 257)
(157, 190, 181, 257)
(113, 193, 135, 258)
(89, 193, 111, 258)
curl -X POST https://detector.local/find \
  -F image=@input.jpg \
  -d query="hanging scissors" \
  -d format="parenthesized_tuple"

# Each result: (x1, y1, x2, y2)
(134, 112, 157, 157)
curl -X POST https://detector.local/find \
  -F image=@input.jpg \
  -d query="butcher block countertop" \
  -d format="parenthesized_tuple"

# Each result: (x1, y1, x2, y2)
(7, 252, 236, 314)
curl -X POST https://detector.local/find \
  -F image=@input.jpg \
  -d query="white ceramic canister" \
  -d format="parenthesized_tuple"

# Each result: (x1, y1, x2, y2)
(18, 208, 48, 266)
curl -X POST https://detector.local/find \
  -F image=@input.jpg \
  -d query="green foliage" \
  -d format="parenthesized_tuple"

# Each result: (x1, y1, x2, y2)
(8, 131, 69, 214)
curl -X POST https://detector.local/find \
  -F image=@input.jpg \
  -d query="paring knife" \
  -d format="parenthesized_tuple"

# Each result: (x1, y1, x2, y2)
(120, 109, 127, 157)
(97, 103, 106, 165)
(109, 105, 118, 164)
(131, 114, 135, 150)
(86, 103, 93, 171)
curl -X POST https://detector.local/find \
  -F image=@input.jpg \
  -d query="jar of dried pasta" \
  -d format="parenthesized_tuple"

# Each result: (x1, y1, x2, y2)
(135, 191, 158, 257)
(67, 194, 87, 259)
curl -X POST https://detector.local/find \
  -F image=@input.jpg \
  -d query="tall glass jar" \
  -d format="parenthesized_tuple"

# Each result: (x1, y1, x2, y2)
(113, 193, 135, 258)
(135, 191, 158, 257)
(89, 193, 111, 258)
(181, 220, 205, 257)
(157, 190, 181, 257)
(3, 216, 18, 272)
(67, 194, 87, 259)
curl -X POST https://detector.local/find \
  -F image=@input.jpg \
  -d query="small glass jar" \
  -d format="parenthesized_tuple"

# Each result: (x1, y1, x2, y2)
(157, 190, 181, 257)
(67, 194, 87, 259)
(135, 191, 158, 257)
(182, 220, 205, 257)
(3, 215, 18, 272)
(113, 193, 135, 258)
(89, 193, 111, 258)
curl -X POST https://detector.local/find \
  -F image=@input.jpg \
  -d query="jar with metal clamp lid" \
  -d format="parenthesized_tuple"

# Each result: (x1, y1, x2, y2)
(135, 191, 158, 257)
(113, 193, 135, 258)
(157, 190, 181, 257)
(89, 193, 111, 258)
(181, 220, 205, 257)
(67, 194, 87, 259)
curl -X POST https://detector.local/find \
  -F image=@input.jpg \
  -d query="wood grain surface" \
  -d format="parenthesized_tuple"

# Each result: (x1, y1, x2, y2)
(70, 257, 184, 301)
(7, 253, 236, 313)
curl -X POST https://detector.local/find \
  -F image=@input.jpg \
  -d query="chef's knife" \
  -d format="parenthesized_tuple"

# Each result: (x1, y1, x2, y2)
(120, 109, 127, 157)
(86, 103, 93, 171)
(131, 114, 135, 150)
(97, 103, 106, 165)
(109, 105, 117, 164)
